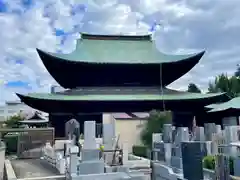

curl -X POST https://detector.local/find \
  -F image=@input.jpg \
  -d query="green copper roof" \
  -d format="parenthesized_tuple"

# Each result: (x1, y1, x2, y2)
(45, 38, 203, 64)
(205, 103, 222, 109)
(21, 92, 225, 101)
(208, 97, 240, 112)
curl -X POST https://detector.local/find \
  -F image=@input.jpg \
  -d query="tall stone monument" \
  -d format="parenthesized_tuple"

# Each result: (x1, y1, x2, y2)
(181, 142, 206, 180)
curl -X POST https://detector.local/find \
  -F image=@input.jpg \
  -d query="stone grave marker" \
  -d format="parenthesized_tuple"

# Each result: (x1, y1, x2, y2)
(83, 121, 96, 149)
(181, 142, 206, 180)
(194, 126, 205, 141)
(163, 124, 172, 143)
(204, 123, 216, 141)
(103, 123, 115, 149)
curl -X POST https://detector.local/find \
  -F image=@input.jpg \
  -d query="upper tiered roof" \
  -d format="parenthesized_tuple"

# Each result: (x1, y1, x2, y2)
(39, 33, 203, 64)
(36, 33, 205, 88)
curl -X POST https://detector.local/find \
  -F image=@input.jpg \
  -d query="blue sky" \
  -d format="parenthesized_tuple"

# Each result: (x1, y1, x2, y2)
(0, 0, 240, 104)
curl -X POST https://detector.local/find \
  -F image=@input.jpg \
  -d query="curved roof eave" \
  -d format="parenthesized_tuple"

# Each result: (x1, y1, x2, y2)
(17, 92, 226, 102)
(36, 48, 205, 65)
(37, 48, 205, 88)
(16, 92, 227, 113)
(207, 96, 240, 113)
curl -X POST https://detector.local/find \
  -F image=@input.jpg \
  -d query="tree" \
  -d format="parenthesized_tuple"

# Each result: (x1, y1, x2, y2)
(140, 110, 172, 148)
(234, 64, 240, 78)
(4, 114, 24, 128)
(208, 73, 240, 98)
(187, 83, 201, 93)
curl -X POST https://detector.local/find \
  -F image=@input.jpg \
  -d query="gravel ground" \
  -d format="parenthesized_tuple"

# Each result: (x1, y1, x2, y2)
(11, 159, 64, 179)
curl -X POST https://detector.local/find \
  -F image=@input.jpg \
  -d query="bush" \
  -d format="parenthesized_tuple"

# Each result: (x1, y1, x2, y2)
(4, 133, 19, 154)
(132, 145, 148, 158)
(203, 156, 215, 170)
(4, 114, 23, 128)
(203, 155, 234, 175)
(140, 110, 172, 147)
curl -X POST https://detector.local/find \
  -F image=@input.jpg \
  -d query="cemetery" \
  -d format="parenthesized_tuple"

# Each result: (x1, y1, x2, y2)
(2, 115, 240, 180)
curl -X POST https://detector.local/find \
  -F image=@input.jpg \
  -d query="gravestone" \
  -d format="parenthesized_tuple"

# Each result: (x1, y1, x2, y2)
(83, 121, 96, 149)
(222, 116, 238, 128)
(181, 142, 206, 180)
(81, 149, 99, 161)
(174, 127, 189, 157)
(103, 123, 115, 149)
(70, 146, 79, 174)
(234, 158, 240, 177)
(224, 126, 239, 155)
(65, 118, 80, 139)
(152, 142, 165, 161)
(194, 126, 205, 141)
(152, 133, 162, 143)
(164, 143, 172, 165)
(215, 154, 230, 180)
(216, 125, 222, 134)
(204, 123, 216, 141)
(212, 133, 225, 155)
(163, 124, 172, 143)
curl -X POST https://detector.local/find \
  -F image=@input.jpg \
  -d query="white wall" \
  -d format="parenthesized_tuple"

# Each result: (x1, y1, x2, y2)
(102, 113, 147, 153)
(115, 119, 146, 152)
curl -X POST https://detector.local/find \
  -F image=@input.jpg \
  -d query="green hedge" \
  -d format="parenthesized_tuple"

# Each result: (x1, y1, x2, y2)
(132, 145, 148, 158)
(203, 155, 234, 175)
(4, 134, 19, 154)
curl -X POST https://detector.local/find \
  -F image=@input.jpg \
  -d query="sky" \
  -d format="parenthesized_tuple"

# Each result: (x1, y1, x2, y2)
(0, 0, 239, 104)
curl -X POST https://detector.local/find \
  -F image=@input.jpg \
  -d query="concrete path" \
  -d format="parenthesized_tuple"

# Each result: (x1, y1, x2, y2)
(11, 159, 64, 180)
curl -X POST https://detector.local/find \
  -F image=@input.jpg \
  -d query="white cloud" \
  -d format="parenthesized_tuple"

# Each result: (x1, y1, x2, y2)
(0, 0, 239, 103)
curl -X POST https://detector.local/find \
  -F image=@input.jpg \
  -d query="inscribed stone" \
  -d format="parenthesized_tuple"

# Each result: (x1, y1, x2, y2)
(195, 126, 205, 141)
(84, 121, 96, 149)
(181, 142, 205, 180)
(163, 124, 172, 143)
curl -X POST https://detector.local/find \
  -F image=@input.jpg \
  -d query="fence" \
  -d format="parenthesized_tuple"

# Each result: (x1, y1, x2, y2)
(0, 128, 54, 159)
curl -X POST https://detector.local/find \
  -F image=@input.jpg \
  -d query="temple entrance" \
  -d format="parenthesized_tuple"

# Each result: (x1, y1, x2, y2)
(49, 113, 102, 138)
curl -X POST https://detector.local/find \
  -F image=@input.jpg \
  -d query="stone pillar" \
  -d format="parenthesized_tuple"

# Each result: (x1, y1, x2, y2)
(215, 154, 230, 180)
(224, 126, 239, 156)
(174, 127, 189, 157)
(216, 125, 222, 134)
(152, 133, 162, 150)
(103, 123, 115, 149)
(222, 117, 238, 128)
(122, 142, 128, 165)
(181, 142, 205, 180)
(70, 146, 79, 174)
(152, 133, 162, 143)
(163, 124, 172, 143)
(204, 123, 216, 141)
(194, 126, 205, 141)
(84, 121, 96, 149)
(164, 143, 172, 165)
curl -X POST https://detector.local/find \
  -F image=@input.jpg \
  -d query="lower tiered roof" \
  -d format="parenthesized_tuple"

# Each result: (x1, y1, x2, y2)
(207, 97, 240, 113)
(16, 87, 228, 113)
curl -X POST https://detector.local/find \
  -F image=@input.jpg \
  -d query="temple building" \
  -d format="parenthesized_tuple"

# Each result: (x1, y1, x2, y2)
(16, 33, 229, 137)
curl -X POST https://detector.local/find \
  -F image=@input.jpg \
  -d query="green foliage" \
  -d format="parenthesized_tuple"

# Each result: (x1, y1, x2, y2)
(4, 114, 24, 128)
(132, 145, 148, 158)
(140, 110, 172, 147)
(4, 134, 19, 154)
(203, 156, 215, 170)
(187, 83, 201, 93)
(234, 65, 240, 78)
(208, 73, 240, 98)
(203, 155, 234, 175)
